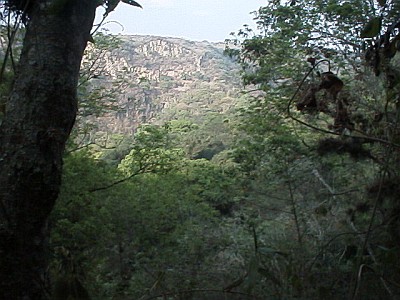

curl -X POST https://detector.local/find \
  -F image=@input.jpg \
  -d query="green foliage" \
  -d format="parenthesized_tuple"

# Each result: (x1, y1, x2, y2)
(226, 0, 378, 85)
(118, 125, 184, 175)
(51, 121, 246, 298)
(48, 1, 400, 299)
(182, 159, 240, 215)
(50, 151, 118, 295)
(226, 0, 400, 298)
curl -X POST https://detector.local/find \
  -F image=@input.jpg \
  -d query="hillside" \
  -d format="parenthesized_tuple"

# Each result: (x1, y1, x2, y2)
(82, 35, 242, 135)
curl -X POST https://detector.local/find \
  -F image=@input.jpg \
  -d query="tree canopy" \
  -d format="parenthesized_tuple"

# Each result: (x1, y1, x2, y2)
(1, 0, 400, 299)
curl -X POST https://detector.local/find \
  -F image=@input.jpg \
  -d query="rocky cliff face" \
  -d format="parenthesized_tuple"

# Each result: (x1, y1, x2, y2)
(82, 35, 241, 135)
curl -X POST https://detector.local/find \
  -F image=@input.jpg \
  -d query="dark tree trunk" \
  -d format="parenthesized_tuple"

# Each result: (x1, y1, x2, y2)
(0, 1, 97, 298)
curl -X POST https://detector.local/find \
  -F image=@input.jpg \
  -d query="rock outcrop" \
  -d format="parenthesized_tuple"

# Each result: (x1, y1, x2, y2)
(81, 35, 241, 135)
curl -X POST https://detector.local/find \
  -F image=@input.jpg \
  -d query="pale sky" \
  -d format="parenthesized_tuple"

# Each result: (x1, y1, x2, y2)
(96, 0, 267, 42)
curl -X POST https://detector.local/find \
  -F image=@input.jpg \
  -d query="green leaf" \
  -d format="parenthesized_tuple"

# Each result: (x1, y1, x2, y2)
(121, 0, 142, 8)
(360, 17, 381, 38)
(377, 0, 386, 6)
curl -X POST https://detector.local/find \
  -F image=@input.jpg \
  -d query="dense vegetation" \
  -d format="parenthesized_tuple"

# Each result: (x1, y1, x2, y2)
(1, 0, 400, 299)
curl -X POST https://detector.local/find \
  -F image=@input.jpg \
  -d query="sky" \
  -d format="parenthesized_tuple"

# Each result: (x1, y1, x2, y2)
(96, 0, 267, 42)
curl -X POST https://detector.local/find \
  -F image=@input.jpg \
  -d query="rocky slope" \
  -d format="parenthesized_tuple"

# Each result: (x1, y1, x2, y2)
(82, 35, 242, 135)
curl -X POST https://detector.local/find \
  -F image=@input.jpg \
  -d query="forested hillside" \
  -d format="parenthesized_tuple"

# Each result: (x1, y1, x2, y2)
(80, 35, 241, 135)
(1, 1, 400, 300)
(74, 33, 245, 164)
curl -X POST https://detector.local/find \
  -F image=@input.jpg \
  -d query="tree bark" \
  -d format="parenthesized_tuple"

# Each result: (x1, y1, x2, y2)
(0, 1, 97, 298)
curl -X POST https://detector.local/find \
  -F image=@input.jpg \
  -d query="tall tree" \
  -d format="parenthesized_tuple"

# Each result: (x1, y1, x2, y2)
(0, 0, 139, 298)
(227, 0, 400, 298)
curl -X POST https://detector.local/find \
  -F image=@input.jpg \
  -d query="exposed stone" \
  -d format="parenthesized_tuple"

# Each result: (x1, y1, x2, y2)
(82, 35, 241, 134)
